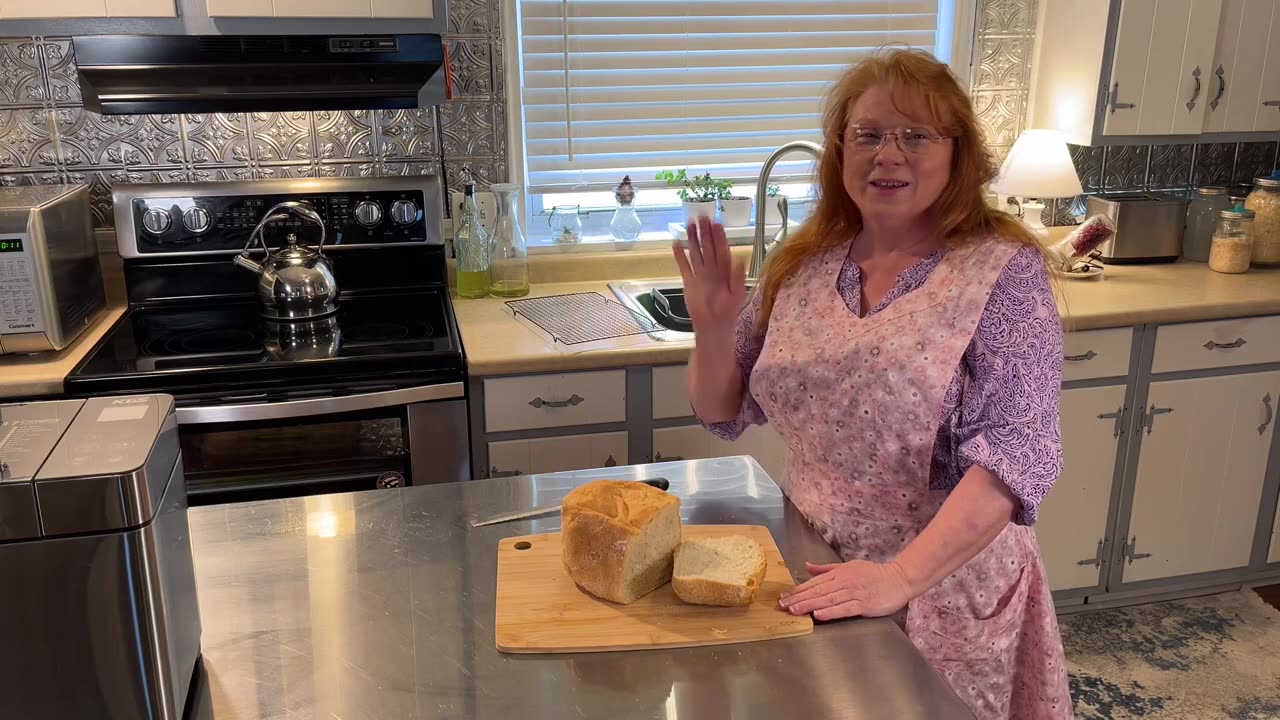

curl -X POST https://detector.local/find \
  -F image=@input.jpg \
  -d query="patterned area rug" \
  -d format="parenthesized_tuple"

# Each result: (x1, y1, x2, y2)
(1060, 590, 1280, 719)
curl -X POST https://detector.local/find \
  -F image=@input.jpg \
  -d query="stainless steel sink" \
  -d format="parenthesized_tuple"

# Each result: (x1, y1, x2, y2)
(607, 279, 755, 342)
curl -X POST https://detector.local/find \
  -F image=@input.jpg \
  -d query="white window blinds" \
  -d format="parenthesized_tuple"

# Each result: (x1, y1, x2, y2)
(519, 0, 949, 193)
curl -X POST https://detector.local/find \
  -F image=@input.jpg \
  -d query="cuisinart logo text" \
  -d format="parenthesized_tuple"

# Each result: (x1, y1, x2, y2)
(6, 322, 35, 330)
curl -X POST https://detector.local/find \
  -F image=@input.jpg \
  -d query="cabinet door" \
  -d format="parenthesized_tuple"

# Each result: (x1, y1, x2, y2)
(0, 0, 105, 16)
(371, 0, 432, 17)
(270, 0, 371, 16)
(1206, 0, 1279, 131)
(105, 0, 174, 15)
(1252, 3, 1280, 130)
(1036, 386, 1127, 592)
(488, 432, 628, 477)
(1270, 492, 1280, 564)
(653, 425, 789, 487)
(1123, 372, 1280, 583)
(207, 0, 271, 16)
(1103, 0, 1158, 135)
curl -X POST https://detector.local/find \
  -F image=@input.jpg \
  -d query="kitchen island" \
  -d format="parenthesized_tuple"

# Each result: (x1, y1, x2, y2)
(184, 457, 975, 720)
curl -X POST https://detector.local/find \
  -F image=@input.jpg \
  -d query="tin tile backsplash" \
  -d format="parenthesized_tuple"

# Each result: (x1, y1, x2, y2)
(0, 0, 505, 228)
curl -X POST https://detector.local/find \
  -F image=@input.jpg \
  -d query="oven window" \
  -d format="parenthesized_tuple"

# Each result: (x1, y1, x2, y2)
(179, 410, 410, 505)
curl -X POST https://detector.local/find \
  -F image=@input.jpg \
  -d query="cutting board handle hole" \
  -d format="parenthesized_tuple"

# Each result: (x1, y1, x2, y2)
(514, 541, 533, 551)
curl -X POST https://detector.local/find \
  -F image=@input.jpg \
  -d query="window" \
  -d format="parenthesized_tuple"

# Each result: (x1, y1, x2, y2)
(510, 0, 972, 206)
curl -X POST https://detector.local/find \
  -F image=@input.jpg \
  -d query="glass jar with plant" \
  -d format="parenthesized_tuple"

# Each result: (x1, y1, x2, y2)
(657, 169, 733, 223)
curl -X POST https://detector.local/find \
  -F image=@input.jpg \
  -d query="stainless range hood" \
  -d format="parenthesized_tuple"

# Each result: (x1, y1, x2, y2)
(72, 34, 445, 115)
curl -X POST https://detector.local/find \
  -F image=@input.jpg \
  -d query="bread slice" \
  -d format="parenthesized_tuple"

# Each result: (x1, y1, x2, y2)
(672, 535, 767, 607)
(561, 480, 681, 604)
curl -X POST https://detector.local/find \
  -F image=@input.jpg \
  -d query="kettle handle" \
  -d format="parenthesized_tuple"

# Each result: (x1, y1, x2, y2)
(241, 201, 328, 257)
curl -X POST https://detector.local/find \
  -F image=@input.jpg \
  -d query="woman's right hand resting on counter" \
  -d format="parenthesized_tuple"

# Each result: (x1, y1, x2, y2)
(674, 217, 749, 424)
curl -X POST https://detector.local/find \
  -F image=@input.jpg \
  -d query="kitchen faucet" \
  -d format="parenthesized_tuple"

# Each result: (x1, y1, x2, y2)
(749, 140, 824, 280)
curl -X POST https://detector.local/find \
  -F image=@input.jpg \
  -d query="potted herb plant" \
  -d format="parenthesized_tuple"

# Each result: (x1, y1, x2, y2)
(657, 169, 732, 223)
(764, 184, 784, 226)
(719, 181, 753, 228)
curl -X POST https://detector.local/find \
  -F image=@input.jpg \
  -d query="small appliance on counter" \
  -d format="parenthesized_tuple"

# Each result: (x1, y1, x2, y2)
(1086, 193, 1188, 263)
(0, 185, 106, 354)
(0, 394, 200, 720)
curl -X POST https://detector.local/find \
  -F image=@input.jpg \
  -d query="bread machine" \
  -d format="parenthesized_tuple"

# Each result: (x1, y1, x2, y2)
(0, 394, 201, 719)
(1086, 193, 1188, 263)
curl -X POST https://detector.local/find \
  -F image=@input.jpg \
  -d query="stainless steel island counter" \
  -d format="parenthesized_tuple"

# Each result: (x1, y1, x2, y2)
(185, 457, 975, 720)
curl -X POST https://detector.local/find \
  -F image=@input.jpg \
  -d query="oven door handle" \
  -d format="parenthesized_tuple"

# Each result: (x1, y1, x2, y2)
(175, 383, 465, 425)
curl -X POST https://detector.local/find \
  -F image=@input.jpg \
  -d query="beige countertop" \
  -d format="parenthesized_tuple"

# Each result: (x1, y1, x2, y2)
(0, 304, 127, 399)
(457, 262, 1280, 377)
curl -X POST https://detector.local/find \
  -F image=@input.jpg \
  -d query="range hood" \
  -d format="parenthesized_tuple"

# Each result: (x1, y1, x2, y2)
(72, 34, 445, 115)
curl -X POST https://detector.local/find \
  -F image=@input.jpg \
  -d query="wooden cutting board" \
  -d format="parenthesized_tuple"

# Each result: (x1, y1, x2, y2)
(495, 524, 814, 654)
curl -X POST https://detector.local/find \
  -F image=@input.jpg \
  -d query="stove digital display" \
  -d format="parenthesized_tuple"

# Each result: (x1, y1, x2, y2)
(0, 238, 23, 253)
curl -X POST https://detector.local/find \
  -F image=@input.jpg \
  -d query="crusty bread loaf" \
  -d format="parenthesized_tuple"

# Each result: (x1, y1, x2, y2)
(561, 480, 681, 604)
(672, 535, 767, 607)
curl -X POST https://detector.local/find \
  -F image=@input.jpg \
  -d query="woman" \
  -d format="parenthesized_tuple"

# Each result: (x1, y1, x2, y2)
(676, 49, 1072, 720)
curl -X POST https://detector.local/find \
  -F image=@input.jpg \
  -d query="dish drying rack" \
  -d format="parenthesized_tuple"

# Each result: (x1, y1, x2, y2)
(505, 292, 662, 353)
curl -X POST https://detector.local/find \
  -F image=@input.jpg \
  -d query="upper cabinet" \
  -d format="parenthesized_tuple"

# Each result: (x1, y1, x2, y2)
(207, 0, 433, 17)
(0, 0, 174, 17)
(1030, 0, 1280, 144)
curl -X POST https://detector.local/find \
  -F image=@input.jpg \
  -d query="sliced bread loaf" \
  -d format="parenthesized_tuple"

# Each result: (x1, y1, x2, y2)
(672, 535, 767, 607)
(561, 480, 681, 604)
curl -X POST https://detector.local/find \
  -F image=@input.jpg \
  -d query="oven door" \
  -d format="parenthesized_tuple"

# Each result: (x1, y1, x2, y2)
(173, 383, 468, 506)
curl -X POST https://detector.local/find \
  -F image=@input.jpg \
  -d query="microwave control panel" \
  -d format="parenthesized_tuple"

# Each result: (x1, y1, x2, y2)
(0, 233, 43, 336)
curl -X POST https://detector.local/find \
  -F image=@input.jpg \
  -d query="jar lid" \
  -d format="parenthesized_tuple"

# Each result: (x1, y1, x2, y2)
(1254, 175, 1280, 188)
(1196, 186, 1228, 195)
(1220, 205, 1256, 219)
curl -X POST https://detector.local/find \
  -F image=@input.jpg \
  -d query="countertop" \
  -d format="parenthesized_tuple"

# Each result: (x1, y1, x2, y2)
(0, 304, 126, 399)
(455, 262, 1280, 377)
(184, 457, 976, 720)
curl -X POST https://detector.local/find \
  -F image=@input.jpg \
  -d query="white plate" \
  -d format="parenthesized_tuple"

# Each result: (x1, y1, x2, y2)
(1052, 264, 1104, 280)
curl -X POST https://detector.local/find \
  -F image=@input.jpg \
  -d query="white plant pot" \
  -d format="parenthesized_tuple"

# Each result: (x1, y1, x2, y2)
(764, 196, 784, 226)
(683, 200, 718, 224)
(720, 197, 753, 228)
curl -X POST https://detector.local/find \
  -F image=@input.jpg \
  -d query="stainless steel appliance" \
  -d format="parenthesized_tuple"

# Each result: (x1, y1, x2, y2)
(233, 200, 340, 320)
(68, 176, 469, 505)
(0, 185, 106, 354)
(0, 394, 201, 720)
(1087, 193, 1189, 263)
(72, 34, 445, 114)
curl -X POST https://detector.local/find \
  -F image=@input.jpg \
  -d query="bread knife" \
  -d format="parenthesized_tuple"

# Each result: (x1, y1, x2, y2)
(470, 477, 671, 527)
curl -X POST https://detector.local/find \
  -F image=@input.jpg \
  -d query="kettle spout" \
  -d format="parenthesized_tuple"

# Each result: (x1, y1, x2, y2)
(234, 252, 264, 274)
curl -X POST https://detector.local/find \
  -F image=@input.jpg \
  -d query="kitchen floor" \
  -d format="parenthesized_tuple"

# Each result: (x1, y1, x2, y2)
(1255, 584, 1280, 612)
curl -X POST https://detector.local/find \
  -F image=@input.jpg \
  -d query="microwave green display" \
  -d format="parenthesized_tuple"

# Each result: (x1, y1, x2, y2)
(0, 239, 23, 253)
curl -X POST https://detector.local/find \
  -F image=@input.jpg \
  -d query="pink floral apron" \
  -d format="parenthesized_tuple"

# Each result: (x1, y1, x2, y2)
(752, 236, 1073, 720)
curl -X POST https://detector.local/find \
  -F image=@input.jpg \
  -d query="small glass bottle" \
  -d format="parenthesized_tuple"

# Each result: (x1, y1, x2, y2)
(454, 174, 492, 299)
(1184, 186, 1231, 262)
(488, 183, 530, 297)
(609, 175, 642, 242)
(1209, 205, 1255, 274)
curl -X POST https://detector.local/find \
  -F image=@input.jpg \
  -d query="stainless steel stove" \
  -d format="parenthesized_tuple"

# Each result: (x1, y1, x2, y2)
(68, 176, 469, 505)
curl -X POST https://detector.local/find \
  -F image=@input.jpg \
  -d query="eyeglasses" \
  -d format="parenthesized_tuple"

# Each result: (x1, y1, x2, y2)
(842, 125, 953, 154)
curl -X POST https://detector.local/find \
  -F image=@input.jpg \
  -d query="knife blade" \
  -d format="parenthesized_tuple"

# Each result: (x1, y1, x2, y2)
(470, 477, 671, 528)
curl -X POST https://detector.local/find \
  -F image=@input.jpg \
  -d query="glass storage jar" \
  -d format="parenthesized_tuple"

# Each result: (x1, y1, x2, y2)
(1209, 205, 1255, 274)
(1184, 186, 1230, 262)
(1245, 175, 1280, 265)
(488, 183, 530, 297)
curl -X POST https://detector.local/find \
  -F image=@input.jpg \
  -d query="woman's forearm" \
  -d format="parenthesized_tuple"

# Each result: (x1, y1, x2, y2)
(687, 334, 744, 423)
(892, 465, 1019, 597)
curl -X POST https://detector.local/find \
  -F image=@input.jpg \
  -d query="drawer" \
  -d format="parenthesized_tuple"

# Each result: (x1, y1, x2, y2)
(652, 365, 693, 419)
(487, 432, 628, 478)
(484, 370, 626, 433)
(1152, 315, 1280, 374)
(1062, 328, 1133, 381)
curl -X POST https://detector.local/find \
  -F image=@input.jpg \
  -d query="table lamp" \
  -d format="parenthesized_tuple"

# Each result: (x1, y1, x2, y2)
(990, 129, 1084, 238)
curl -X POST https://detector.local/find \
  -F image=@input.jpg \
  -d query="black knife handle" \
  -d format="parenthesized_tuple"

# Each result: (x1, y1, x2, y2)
(642, 478, 670, 492)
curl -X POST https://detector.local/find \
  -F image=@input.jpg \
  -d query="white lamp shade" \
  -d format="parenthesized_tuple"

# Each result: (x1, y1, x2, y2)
(990, 129, 1084, 199)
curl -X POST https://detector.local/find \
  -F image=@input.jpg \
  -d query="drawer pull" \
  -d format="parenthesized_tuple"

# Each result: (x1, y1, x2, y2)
(1204, 338, 1247, 351)
(1097, 407, 1125, 438)
(1065, 350, 1098, 362)
(490, 466, 522, 478)
(1261, 393, 1275, 436)
(654, 452, 685, 462)
(529, 394, 584, 409)
(1186, 66, 1201, 112)
(1143, 404, 1173, 434)
(1210, 65, 1225, 111)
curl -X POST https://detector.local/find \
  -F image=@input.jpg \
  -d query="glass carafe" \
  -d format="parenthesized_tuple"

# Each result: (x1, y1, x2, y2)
(489, 183, 530, 297)
(549, 205, 583, 245)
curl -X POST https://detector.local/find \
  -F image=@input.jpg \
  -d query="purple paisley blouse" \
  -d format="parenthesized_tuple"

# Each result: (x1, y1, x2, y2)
(706, 244, 1064, 526)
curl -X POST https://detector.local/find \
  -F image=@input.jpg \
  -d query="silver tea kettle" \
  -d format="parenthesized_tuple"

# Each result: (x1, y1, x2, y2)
(234, 201, 338, 321)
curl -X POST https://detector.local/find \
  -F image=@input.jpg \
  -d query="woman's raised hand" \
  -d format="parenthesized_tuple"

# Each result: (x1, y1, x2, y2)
(673, 217, 747, 338)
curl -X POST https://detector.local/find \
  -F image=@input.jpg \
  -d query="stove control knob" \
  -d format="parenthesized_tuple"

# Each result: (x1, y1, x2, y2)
(142, 208, 172, 235)
(390, 199, 419, 225)
(354, 200, 383, 228)
(183, 206, 212, 234)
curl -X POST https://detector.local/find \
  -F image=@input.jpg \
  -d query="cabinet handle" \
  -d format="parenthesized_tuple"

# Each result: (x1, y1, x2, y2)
(1261, 393, 1275, 436)
(529, 394, 584, 409)
(1076, 538, 1106, 567)
(1264, 100, 1280, 108)
(1143, 404, 1173, 434)
(1109, 81, 1136, 113)
(489, 466, 522, 478)
(1203, 337, 1246, 351)
(1097, 407, 1125, 438)
(1186, 66, 1201, 112)
(1210, 65, 1226, 111)
(1065, 350, 1098, 362)
(654, 452, 685, 462)
(1124, 535, 1152, 564)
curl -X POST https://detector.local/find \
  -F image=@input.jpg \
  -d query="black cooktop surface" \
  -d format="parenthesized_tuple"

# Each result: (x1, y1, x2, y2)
(68, 290, 464, 395)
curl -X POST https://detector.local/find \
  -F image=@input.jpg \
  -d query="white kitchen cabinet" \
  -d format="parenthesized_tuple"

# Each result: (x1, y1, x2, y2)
(1203, 0, 1280, 132)
(487, 432, 628, 478)
(1270, 494, 1280, 564)
(0, 0, 173, 16)
(1122, 371, 1280, 583)
(207, 0, 430, 17)
(1036, 385, 1128, 592)
(653, 424, 789, 488)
